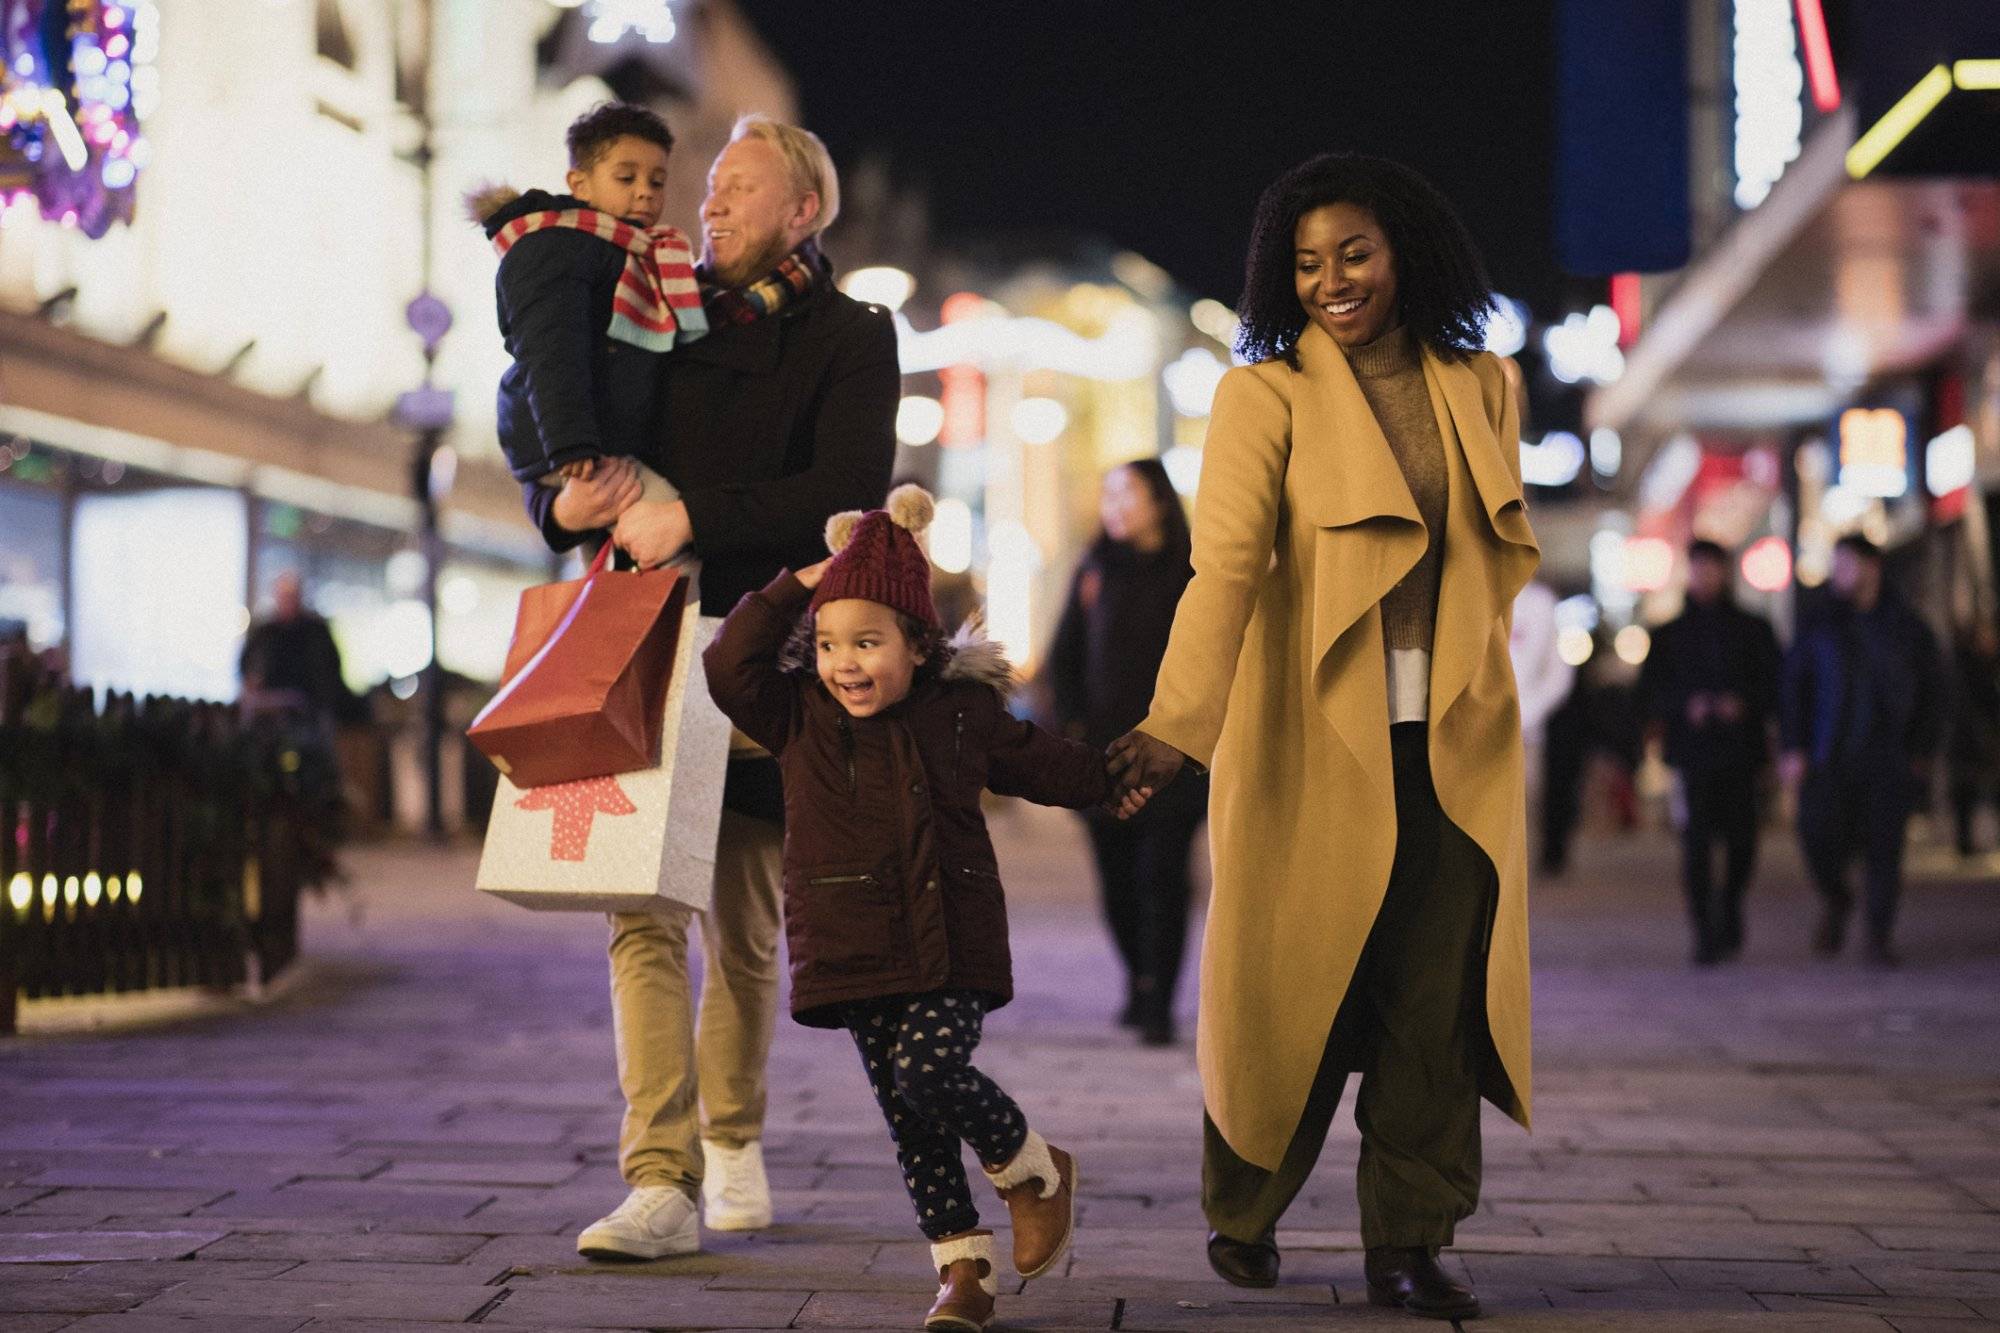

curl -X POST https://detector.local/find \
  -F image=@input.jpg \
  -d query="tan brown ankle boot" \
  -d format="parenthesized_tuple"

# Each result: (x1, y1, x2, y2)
(982, 1129, 1077, 1278)
(924, 1230, 996, 1332)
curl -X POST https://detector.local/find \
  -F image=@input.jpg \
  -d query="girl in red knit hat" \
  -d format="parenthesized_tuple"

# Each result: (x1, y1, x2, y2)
(703, 484, 1150, 1331)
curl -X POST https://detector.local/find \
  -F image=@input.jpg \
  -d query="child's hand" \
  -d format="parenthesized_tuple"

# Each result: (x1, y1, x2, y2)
(551, 458, 642, 534)
(558, 458, 600, 482)
(1110, 785, 1154, 821)
(794, 559, 833, 590)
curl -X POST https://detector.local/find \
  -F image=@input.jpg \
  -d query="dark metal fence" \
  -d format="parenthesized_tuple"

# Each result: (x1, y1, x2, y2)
(0, 655, 342, 1033)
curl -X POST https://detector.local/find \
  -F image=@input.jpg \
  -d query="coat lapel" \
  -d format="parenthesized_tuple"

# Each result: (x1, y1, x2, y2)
(1289, 324, 1427, 803)
(1288, 323, 1422, 533)
(1290, 323, 1427, 649)
(1427, 352, 1540, 725)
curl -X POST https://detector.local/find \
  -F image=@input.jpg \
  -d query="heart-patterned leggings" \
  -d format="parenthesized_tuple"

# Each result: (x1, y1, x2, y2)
(841, 990, 1030, 1239)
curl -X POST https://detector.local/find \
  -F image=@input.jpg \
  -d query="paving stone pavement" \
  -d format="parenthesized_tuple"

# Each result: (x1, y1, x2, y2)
(4, 801, 1999, 1331)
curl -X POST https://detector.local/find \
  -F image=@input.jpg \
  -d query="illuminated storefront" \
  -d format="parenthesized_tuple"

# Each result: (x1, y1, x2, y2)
(1584, 0, 2000, 637)
(0, 0, 793, 702)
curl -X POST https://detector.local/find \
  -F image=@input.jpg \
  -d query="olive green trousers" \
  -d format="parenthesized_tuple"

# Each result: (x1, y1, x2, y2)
(1203, 723, 1498, 1251)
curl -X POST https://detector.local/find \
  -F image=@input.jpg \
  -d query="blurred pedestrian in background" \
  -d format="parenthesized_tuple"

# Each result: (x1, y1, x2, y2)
(1537, 648, 1588, 879)
(1510, 579, 1573, 852)
(1539, 629, 1643, 878)
(1947, 620, 2000, 859)
(1637, 540, 1781, 965)
(1781, 535, 1942, 967)
(239, 571, 358, 735)
(1047, 458, 1203, 1047)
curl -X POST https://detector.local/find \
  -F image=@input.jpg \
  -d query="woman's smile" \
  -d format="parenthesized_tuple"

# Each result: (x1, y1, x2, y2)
(1319, 294, 1369, 323)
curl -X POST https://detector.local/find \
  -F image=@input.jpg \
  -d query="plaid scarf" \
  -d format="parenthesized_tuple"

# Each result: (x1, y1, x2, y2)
(699, 237, 828, 326)
(491, 209, 709, 352)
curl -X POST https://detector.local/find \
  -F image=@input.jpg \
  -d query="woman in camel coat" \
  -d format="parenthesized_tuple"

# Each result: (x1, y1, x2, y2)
(1110, 153, 1538, 1321)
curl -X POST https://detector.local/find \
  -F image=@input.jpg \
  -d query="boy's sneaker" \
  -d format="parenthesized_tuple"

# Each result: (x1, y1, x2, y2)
(700, 1138, 773, 1231)
(576, 1185, 700, 1261)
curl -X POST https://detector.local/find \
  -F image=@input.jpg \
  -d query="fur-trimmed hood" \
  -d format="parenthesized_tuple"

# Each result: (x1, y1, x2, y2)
(465, 184, 586, 238)
(936, 622, 1015, 695)
(777, 616, 1017, 699)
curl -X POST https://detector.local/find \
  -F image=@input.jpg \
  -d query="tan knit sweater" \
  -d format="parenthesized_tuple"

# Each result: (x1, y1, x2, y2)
(1346, 324, 1447, 655)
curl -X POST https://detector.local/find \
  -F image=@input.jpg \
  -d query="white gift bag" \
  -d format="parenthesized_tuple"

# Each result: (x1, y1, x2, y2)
(476, 609, 732, 915)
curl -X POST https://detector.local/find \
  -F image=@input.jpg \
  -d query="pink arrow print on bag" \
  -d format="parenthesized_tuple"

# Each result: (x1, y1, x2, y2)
(516, 776, 637, 861)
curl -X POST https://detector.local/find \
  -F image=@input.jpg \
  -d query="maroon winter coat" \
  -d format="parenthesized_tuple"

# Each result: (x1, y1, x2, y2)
(702, 572, 1111, 1026)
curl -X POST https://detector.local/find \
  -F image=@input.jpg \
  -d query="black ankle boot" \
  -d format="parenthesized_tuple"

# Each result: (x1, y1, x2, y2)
(1364, 1246, 1479, 1320)
(1206, 1230, 1278, 1288)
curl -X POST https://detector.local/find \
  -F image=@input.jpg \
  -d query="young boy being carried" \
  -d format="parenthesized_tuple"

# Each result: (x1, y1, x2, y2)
(469, 101, 705, 507)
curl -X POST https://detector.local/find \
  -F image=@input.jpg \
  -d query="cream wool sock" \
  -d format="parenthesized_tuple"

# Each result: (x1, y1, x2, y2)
(984, 1129, 1060, 1200)
(930, 1231, 998, 1296)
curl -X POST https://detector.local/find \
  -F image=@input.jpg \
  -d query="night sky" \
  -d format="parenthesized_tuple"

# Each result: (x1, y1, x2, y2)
(734, 2, 1564, 317)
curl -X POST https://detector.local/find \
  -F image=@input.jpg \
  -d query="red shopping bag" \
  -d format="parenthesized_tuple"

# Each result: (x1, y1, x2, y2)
(467, 543, 689, 788)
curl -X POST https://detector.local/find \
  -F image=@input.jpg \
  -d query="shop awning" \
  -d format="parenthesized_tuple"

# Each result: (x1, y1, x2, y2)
(1588, 109, 2000, 456)
(0, 308, 545, 564)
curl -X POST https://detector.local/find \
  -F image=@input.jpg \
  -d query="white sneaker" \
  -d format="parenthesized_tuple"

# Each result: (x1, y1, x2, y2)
(700, 1138, 773, 1231)
(576, 1185, 701, 1261)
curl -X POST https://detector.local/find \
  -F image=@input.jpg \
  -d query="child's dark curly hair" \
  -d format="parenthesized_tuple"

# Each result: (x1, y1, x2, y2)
(898, 614, 951, 681)
(1235, 152, 1494, 369)
(566, 101, 675, 172)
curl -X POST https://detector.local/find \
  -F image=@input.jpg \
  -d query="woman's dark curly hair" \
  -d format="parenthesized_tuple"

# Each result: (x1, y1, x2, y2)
(1235, 152, 1495, 368)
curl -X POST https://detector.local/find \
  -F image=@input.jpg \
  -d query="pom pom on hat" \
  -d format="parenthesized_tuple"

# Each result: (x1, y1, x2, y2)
(825, 510, 864, 555)
(885, 484, 935, 535)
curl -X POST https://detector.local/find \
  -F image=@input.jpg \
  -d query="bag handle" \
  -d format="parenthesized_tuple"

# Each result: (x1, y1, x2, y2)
(586, 540, 617, 579)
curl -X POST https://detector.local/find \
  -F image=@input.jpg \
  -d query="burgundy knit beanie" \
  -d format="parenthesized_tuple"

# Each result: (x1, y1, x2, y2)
(810, 484, 941, 629)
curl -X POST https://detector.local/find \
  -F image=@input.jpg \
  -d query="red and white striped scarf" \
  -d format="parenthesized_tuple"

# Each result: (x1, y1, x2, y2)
(491, 209, 709, 352)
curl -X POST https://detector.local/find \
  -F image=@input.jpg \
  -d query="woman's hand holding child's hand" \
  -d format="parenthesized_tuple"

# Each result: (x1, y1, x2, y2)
(1106, 729, 1188, 819)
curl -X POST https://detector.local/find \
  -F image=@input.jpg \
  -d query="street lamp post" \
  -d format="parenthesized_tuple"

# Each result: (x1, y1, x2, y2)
(400, 296, 455, 840)
(395, 0, 455, 839)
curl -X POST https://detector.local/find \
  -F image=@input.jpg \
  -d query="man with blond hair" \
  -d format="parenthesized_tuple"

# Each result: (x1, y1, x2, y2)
(526, 113, 897, 1259)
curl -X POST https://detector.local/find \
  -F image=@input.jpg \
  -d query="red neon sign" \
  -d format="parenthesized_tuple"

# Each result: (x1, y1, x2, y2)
(938, 292, 985, 448)
(1793, 0, 1842, 112)
(1609, 272, 1642, 348)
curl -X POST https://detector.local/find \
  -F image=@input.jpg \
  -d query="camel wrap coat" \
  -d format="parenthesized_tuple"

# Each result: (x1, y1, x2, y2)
(1139, 321, 1539, 1172)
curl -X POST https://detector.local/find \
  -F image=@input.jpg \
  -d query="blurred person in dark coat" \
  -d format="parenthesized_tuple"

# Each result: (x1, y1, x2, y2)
(1780, 535, 1942, 967)
(1540, 629, 1645, 877)
(1048, 458, 1203, 1046)
(240, 572, 357, 731)
(1637, 540, 1781, 964)
(1948, 621, 2000, 858)
(1511, 581, 1574, 872)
